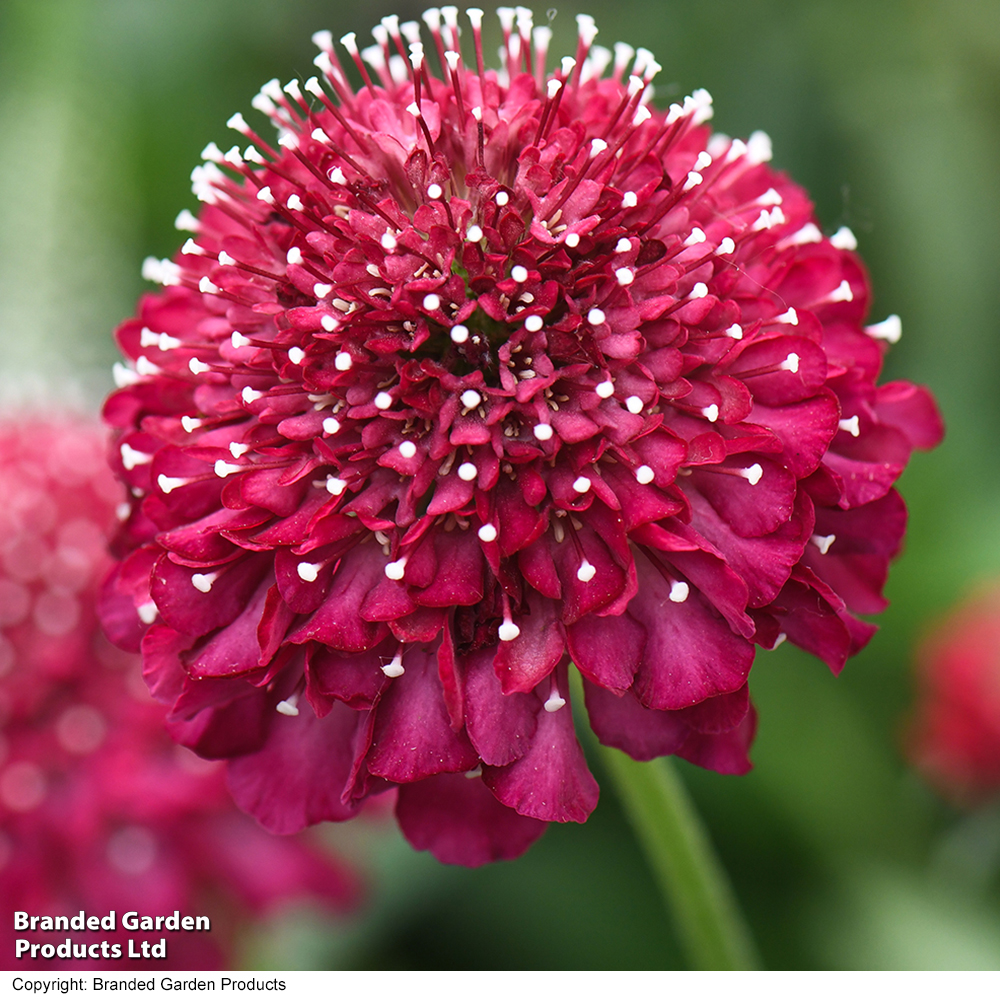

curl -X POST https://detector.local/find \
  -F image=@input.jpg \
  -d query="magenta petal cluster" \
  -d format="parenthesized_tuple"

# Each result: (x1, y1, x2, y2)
(101, 10, 943, 866)
(0, 418, 360, 969)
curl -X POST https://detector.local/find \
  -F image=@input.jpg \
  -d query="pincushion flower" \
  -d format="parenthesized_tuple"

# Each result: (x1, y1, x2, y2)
(101, 8, 942, 867)
(907, 583, 1000, 804)
(0, 417, 360, 969)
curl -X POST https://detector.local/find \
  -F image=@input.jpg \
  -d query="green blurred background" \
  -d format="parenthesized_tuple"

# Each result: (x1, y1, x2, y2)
(2, 0, 998, 970)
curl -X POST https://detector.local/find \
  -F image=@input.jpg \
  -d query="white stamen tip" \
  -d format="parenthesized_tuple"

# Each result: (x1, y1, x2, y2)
(423, 293, 441, 311)
(450, 324, 470, 344)
(827, 279, 854, 303)
(325, 476, 348, 496)
(382, 653, 405, 678)
(811, 533, 836, 555)
(746, 130, 773, 164)
(313, 283, 333, 299)
(588, 308, 606, 326)
(838, 415, 861, 437)
(137, 601, 158, 625)
(296, 562, 321, 582)
(596, 379, 615, 399)
(683, 171, 703, 191)
(198, 276, 219, 294)
(287, 347, 305, 365)
(276, 699, 300, 717)
(544, 689, 567, 713)
(625, 395, 644, 414)
(564, 233, 580, 251)
(157, 475, 190, 495)
(120, 443, 152, 471)
(830, 226, 858, 251)
(771, 632, 788, 650)
(774, 307, 799, 326)
(175, 209, 200, 232)
(669, 580, 689, 603)
(466, 225, 483, 242)
(511, 265, 529, 283)
(726, 324, 744, 340)
(229, 442, 250, 458)
(241, 386, 262, 404)
(573, 476, 592, 494)
(684, 228, 706, 247)
(718, 237, 736, 255)
(780, 353, 800, 373)
(256, 186, 274, 204)
(615, 267, 634, 286)
(615, 238, 632, 254)
(495, 191, 510, 207)
(741, 463, 763, 485)
(286, 247, 303, 265)
(689, 282, 709, 299)
(399, 440, 417, 459)
(334, 352, 353, 371)
(427, 183, 443, 200)
(478, 523, 498, 543)
(190, 572, 219, 593)
(702, 404, 720, 422)
(458, 462, 478, 482)
(635, 464, 655, 485)
(533, 423, 553, 441)
(374, 391, 393, 410)
(577, 560, 597, 583)
(622, 191, 638, 208)
(214, 460, 242, 478)
(384, 558, 407, 581)
(181, 416, 202, 433)
(231, 331, 250, 348)
(498, 619, 521, 642)
(524, 315, 543, 332)
(865, 314, 902, 343)
(461, 389, 482, 409)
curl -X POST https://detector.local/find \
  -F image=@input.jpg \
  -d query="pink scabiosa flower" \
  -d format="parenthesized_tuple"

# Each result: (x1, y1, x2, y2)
(907, 584, 1000, 804)
(0, 417, 360, 970)
(101, 9, 942, 866)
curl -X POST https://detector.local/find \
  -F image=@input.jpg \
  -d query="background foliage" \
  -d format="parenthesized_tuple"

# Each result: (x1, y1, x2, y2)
(2, 0, 999, 969)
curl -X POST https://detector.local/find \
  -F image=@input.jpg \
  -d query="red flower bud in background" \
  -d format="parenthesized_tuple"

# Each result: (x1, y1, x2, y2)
(100, 10, 942, 866)
(908, 583, 1000, 804)
(0, 418, 360, 969)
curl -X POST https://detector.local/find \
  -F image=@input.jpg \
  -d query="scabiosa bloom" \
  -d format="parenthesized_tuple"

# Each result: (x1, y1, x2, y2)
(907, 584, 1000, 804)
(101, 9, 942, 866)
(0, 417, 360, 969)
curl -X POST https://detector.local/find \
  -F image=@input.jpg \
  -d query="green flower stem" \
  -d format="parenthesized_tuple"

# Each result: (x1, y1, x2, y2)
(585, 715, 760, 969)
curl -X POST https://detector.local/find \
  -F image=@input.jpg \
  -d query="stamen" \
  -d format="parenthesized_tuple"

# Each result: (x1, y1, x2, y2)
(137, 601, 158, 625)
(596, 378, 615, 399)
(457, 462, 478, 482)
(214, 460, 242, 478)
(702, 404, 720, 422)
(374, 391, 393, 410)
(533, 423, 553, 441)
(511, 265, 528, 282)
(573, 476, 592, 493)
(726, 324, 744, 339)
(382, 649, 405, 677)
(774, 308, 798, 326)
(588, 308, 606, 325)
(811, 533, 836, 555)
(865, 314, 902, 343)
(740, 464, 763, 485)
(276, 693, 300, 716)
(625, 395, 644, 414)
(669, 580, 689, 603)
(838, 415, 860, 437)
(326, 476, 348, 496)
(120, 443, 152, 471)
(450, 324, 470, 344)
(524, 315, 543, 332)
(384, 556, 408, 580)
(334, 351, 353, 371)
(577, 559, 597, 582)
(544, 684, 566, 713)
(478, 523, 498, 543)
(461, 389, 482, 409)
(635, 464, 655, 484)
(399, 441, 417, 458)
(829, 226, 857, 251)
(498, 615, 520, 642)
(296, 562, 321, 582)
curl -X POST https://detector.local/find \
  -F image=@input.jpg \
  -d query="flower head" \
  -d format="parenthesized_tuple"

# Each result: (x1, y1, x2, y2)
(0, 417, 360, 968)
(908, 583, 1000, 804)
(101, 10, 942, 865)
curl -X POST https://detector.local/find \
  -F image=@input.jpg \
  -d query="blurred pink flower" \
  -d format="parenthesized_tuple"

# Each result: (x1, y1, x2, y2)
(0, 418, 360, 970)
(908, 583, 1000, 803)
(100, 11, 942, 866)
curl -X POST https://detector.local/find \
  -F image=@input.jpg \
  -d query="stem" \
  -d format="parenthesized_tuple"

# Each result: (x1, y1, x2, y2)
(594, 741, 761, 969)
